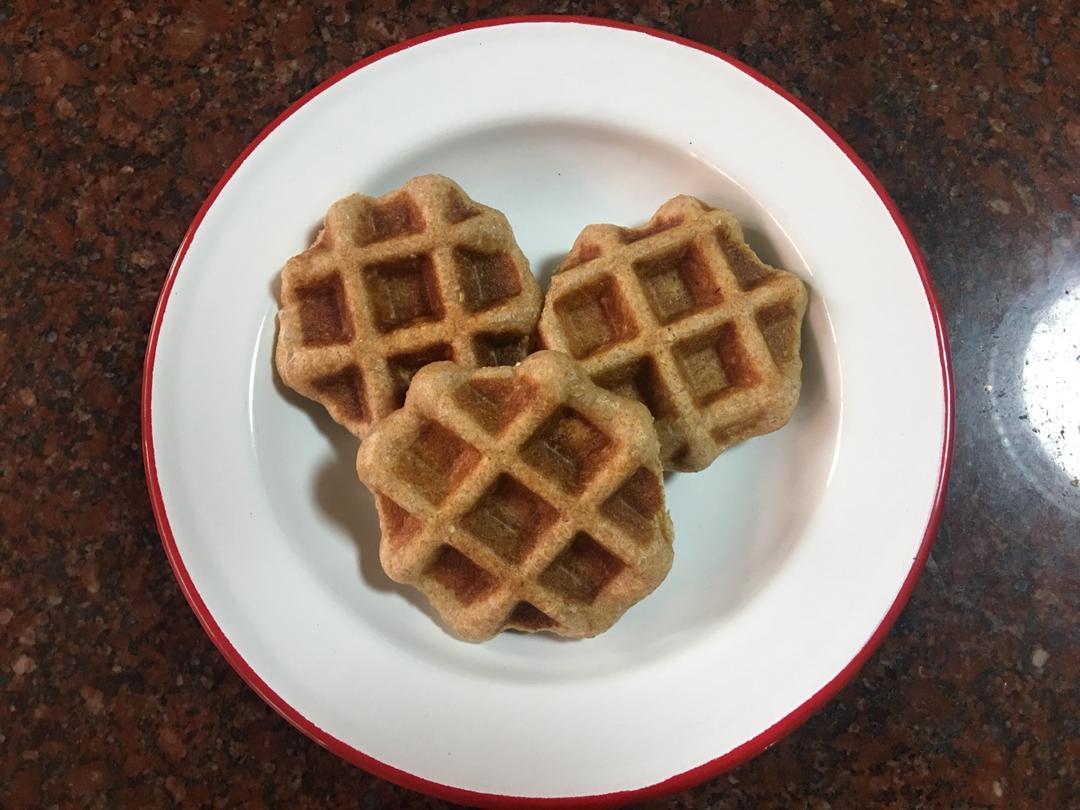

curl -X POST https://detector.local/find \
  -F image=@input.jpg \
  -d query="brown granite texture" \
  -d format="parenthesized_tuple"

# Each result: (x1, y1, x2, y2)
(1, 1, 1077, 807)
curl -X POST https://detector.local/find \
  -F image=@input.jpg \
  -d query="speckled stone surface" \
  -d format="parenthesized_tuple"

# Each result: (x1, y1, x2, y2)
(1, 1, 1077, 807)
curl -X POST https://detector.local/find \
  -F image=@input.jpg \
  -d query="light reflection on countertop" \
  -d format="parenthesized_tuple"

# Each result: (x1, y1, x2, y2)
(1022, 290, 1080, 484)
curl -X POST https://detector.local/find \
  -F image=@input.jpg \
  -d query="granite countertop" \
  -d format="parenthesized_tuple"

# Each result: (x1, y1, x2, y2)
(1, 2, 1077, 807)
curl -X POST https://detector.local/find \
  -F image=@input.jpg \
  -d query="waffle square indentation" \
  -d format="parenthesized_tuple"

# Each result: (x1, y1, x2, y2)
(443, 185, 481, 224)
(360, 194, 424, 245)
(453, 247, 522, 312)
(453, 376, 534, 435)
(591, 355, 674, 420)
(426, 545, 497, 606)
(375, 493, 421, 551)
(394, 420, 480, 505)
(672, 322, 759, 405)
(460, 474, 557, 564)
(521, 407, 613, 494)
(386, 343, 454, 409)
(505, 601, 556, 630)
(633, 242, 723, 324)
(363, 254, 444, 333)
(551, 276, 637, 359)
(756, 302, 800, 366)
(311, 364, 367, 422)
(540, 532, 625, 604)
(296, 275, 352, 346)
(601, 467, 664, 542)
(716, 228, 775, 291)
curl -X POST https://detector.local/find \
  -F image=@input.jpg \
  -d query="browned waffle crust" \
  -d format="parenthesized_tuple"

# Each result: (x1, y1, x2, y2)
(538, 196, 808, 472)
(356, 351, 675, 641)
(275, 175, 542, 437)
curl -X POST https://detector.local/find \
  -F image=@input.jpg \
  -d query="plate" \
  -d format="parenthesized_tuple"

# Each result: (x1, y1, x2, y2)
(142, 17, 953, 807)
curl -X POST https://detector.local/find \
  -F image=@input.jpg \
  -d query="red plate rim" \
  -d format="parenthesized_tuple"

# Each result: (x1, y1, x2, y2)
(140, 15, 955, 809)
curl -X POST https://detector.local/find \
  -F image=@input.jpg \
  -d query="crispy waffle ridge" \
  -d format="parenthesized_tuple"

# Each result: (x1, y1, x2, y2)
(538, 196, 808, 472)
(356, 351, 675, 642)
(275, 175, 542, 438)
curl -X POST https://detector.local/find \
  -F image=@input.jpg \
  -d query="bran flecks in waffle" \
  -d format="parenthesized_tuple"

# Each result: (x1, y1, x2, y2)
(275, 175, 542, 438)
(356, 351, 675, 642)
(538, 196, 808, 472)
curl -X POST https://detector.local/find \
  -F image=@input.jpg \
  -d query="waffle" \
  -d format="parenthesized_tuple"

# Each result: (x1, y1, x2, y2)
(275, 175, 542, 438)
(356, 350, 675, 642)
(538, 196, 808, 472)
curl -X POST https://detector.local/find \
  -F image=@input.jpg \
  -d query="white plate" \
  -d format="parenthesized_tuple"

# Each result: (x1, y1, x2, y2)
(143, 17, 952, 807)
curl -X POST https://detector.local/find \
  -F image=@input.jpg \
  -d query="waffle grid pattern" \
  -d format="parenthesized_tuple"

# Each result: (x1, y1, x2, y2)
(276, 175, 542, 438)
(357, 351, 674, 641)
(538, 196, 808, 471)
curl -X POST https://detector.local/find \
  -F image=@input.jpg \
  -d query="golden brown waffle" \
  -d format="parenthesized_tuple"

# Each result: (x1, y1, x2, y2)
(538, 196, 808, 472)
(275, 175, 542, 438)
(356, 351, 674, 642)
